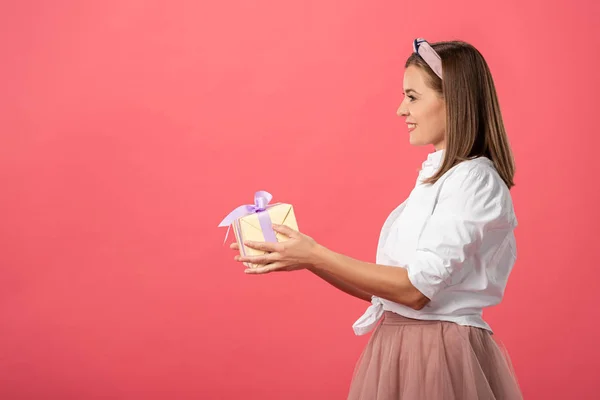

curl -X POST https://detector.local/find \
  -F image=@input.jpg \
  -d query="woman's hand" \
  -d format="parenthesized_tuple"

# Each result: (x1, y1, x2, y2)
(232, 224, 322, 274)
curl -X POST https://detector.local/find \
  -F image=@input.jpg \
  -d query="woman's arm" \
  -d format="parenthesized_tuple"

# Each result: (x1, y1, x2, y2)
(231, 243, 371, 302)
(309, 246, 429, 310)
(306, 266, 373, 302)
(237, 227, 429, 310)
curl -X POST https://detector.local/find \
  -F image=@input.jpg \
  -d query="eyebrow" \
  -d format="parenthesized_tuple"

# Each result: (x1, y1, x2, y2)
(404, 89, 421, 95)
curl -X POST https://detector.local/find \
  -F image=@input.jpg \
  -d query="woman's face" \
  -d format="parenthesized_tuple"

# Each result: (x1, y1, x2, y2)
(397, 65, 446, 150)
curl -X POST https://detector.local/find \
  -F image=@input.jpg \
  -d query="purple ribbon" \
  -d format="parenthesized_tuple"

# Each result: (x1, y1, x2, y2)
(218, 190, 277, 244)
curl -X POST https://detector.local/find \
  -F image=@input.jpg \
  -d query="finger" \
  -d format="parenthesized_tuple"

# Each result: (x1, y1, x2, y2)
(272, 224, 299, 238)
(235, 253, 279, 265)
(244, 265, 272, 274)
(244, 240, 281, 252)
(244, 262, 284, 274)
(230, 242, 240, 250)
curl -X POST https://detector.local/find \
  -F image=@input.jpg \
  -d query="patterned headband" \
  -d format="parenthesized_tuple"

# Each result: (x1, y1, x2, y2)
(413, 38, 443, 79)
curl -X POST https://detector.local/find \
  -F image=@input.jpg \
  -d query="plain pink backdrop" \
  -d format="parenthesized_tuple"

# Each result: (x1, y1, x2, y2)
(2, 1, 599, 399)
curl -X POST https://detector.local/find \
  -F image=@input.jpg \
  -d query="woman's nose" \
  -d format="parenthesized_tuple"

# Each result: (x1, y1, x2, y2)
(397, 103, 408, 117)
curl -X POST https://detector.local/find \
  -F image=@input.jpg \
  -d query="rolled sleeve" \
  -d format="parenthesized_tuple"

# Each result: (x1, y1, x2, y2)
(406, 166, 509, 300)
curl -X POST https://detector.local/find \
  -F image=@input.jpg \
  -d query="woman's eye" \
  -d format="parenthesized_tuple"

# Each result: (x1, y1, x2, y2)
(408, 95, 416, 102)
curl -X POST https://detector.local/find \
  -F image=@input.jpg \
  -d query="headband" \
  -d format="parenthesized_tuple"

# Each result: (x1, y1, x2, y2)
(413, 38, 443, 79)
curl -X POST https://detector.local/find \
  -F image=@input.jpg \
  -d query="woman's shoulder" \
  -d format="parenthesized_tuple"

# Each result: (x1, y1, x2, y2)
(442, 156, 513, 205)
(440, 157, 517, 226)
(448, 156, 505, 187)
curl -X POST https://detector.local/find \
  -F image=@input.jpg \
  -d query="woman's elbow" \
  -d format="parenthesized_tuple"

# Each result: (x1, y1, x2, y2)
(388, 269, 431, 310)
(410, 293, 430, 310)
(390, 288, 430, 310)
(405, 285, 430, 310)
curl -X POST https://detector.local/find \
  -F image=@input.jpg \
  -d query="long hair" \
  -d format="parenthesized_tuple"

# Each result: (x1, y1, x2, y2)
(406, 41, 515, 189)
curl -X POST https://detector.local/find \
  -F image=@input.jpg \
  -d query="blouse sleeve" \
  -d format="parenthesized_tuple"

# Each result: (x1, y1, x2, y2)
(406, 166, 513, 300)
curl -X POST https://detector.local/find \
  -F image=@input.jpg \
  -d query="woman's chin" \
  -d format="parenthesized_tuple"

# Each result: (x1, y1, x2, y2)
(409, 134, 427, 146)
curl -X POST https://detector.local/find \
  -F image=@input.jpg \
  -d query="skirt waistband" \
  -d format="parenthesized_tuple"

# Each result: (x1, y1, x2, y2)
(380, 311, 441, 326)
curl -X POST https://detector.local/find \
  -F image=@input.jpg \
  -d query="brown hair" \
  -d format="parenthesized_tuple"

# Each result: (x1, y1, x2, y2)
(406, 41, 515, 189)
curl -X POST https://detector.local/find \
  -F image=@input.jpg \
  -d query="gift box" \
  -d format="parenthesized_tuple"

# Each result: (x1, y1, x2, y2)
(218, 191, 299, 268)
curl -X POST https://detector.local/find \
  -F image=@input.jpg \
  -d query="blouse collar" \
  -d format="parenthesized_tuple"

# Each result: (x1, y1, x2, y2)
(420, 148, 445, 178)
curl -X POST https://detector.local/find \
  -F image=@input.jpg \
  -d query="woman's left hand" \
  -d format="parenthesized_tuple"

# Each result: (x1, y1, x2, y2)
(234, 224, 321, 274)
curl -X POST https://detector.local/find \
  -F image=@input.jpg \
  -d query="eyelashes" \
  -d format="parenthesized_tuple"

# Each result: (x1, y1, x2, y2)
(402, 92, 417, 102)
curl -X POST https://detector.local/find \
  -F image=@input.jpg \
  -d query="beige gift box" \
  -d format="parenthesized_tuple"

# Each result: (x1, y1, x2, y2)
(218, 191, 299, 269)
(232, 203, 299, 268)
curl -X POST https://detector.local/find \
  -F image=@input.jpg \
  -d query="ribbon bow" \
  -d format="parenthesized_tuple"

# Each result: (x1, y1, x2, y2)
(218, 190, 278, 245)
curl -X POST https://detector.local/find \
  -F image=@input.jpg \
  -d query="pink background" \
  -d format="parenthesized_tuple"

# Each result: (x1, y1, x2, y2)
(2, 1, 599, 399)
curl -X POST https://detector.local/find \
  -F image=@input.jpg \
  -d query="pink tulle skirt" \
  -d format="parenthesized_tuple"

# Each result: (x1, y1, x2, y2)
(347, 311, 523, 400)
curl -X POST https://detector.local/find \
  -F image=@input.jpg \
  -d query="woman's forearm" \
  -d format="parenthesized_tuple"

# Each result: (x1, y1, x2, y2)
(309, 245, 429, 310)
(307, 266, 372, 302)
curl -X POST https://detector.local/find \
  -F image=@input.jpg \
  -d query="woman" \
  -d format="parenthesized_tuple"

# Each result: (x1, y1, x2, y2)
(233, 38, 523, 399)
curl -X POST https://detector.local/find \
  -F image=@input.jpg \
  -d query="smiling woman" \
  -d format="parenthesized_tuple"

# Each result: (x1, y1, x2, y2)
(234, 38, 523, 400)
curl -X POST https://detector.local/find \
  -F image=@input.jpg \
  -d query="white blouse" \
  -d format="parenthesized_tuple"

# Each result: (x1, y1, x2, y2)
(352, 149, 518, 335)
